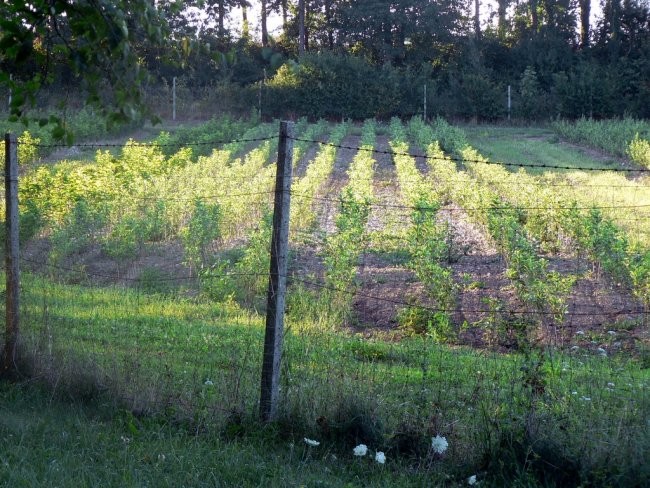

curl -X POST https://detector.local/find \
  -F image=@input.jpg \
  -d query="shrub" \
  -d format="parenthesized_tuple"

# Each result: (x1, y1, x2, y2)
(628, 134, 650, 168)
(266, 53, 421, 119)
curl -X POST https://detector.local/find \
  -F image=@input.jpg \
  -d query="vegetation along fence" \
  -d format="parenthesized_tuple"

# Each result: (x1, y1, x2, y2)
(1, 119, 649, 483)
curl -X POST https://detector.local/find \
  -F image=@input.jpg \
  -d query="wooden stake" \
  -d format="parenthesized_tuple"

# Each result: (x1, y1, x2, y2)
(2, 133, 20, 377)
(260, 121, 294, 422)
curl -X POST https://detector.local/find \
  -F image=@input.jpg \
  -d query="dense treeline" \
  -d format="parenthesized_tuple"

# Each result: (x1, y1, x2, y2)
(1, 0, 649, 123)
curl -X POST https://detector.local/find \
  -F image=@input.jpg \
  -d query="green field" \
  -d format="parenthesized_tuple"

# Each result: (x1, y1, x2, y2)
(1, 117, 649, 486)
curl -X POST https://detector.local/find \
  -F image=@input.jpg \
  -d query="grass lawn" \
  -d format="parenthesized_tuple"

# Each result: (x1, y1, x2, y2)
(0, 273, 648, 487)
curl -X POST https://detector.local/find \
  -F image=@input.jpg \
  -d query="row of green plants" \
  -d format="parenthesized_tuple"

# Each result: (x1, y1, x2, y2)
(1, 106, 144, 165)
(430, 122, 650, 316)
(7, 122, 278, 279)
(154, 113, 261, 158)
(197, 120, 338, 309)
(290, 118, 328, 167)
(388, 118, 456, 341)
(552, 117, 650, 168)
(408, 119, 579, 338)
(319, 119, 376, 324)
(0, 131, 41, 165)
(289, 122, 350, 233)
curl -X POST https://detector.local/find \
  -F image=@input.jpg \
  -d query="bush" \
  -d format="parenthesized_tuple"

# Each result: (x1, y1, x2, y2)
(265, 53, 424, 119)
(628, 134, 650, 168)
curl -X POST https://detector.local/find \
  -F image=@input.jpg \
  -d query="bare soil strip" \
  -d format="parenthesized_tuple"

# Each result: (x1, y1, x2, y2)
(289, 134, 358, 283)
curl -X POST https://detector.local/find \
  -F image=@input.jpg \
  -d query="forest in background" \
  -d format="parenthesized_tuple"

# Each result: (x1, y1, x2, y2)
(1, 0, 649, 127)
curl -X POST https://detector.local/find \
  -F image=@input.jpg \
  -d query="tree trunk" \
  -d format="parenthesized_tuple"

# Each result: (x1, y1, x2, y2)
(579, 0, 590, 48)
(218, 0, 225, 37)
(261, 0, 268, 46)
(530, 0, 538, 33)
(298, 0, 305, 55)
(609, 0, 621, 59)
(474, 0, 481, 39)
(325, 0, 334, 49)
(242, 1, 250, 39)
(498, 0, 508, 38)
(282, 0, 288, 33)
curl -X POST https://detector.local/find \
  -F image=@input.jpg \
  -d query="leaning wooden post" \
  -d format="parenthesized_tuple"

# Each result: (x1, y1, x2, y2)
(260, 121, 294, 422)
(2, 133, 19, 378)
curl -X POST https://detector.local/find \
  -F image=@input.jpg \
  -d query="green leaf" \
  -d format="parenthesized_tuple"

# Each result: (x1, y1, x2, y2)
(52, 125, 66, 141)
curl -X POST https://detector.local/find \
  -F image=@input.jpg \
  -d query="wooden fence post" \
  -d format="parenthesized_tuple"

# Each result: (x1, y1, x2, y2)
(2, 133, 20, 378)
(172, 76, 177, 121)
(260, 121, 294, 422)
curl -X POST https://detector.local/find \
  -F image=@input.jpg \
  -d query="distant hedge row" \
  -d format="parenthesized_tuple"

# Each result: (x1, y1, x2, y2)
(257, 53, 650, 121)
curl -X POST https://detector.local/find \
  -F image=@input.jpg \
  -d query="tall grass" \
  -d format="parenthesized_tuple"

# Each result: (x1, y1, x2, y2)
(551, 117, 650, 167)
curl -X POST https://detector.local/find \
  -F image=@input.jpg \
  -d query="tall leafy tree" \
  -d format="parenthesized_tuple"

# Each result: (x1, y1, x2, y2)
(0, 0, 167, 137)
(579, 0, 591, 48)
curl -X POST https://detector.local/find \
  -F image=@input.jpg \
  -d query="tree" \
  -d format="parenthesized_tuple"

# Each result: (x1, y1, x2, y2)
(579, 0, 591, 48)
(497, 0, 512, 38)
(261, 0, 269, 47)
(298, 0, 306, 54)
(0, 0, 168, 139)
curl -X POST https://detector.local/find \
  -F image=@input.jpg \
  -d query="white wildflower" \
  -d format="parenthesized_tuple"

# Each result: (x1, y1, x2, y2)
(607, 330, 616, 336)
(304, 438, 320, 447)
(158, 453, 166, 462)
(468, 474, 478, 485)
(580, 396, 591, 402)
(576, 330, 585, 335)
(571, 391, 578, 395)
(375, 451, 386, 464)
(353, 444, 368, 456)
(570, 345, 579, 351)
(597, 347, 607, 356)
(431, 435, 449, 454)
(204, 379, 214, 386)
(607, 382, 615, 388)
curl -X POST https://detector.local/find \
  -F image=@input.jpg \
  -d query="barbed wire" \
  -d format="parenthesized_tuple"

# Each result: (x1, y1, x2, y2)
(290, 276, 648, 317)
(18, 254, 646, 317)
(291, 137, 650, 173)
(20, 257, 268, 283)
(289, 191, 650, 213)
(15, 136, 276, 149)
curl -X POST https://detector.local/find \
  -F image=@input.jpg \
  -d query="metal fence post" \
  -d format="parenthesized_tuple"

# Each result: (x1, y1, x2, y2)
(2, 133, 20, 378)
(260, 121, 294, 422)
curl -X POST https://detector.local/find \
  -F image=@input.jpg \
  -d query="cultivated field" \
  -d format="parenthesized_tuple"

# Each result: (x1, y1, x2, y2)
(1, 116, 649, 486)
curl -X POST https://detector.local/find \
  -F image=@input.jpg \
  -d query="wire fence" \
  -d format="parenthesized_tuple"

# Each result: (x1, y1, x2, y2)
(1, 124, 649, 464)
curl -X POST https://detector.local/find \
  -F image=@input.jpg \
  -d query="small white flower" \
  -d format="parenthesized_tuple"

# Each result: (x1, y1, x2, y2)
(468, 474, 478, 485)
(204, 379, 214, 386)
(580, 396, 591, 401)
(158, 453, 166, 462)
(375, 451, 386, 464)
(304, 438, 320, 447)
(571, 391, 578, 395)
(353, 444, 368, 456)
(597, 347, 607, 356)
(576, 330, 585, 335)
(570, 345, 579, 351)
(431, 435, 449, 454)
(607, 382, 615, 388)
(607, 330, 616, 336)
